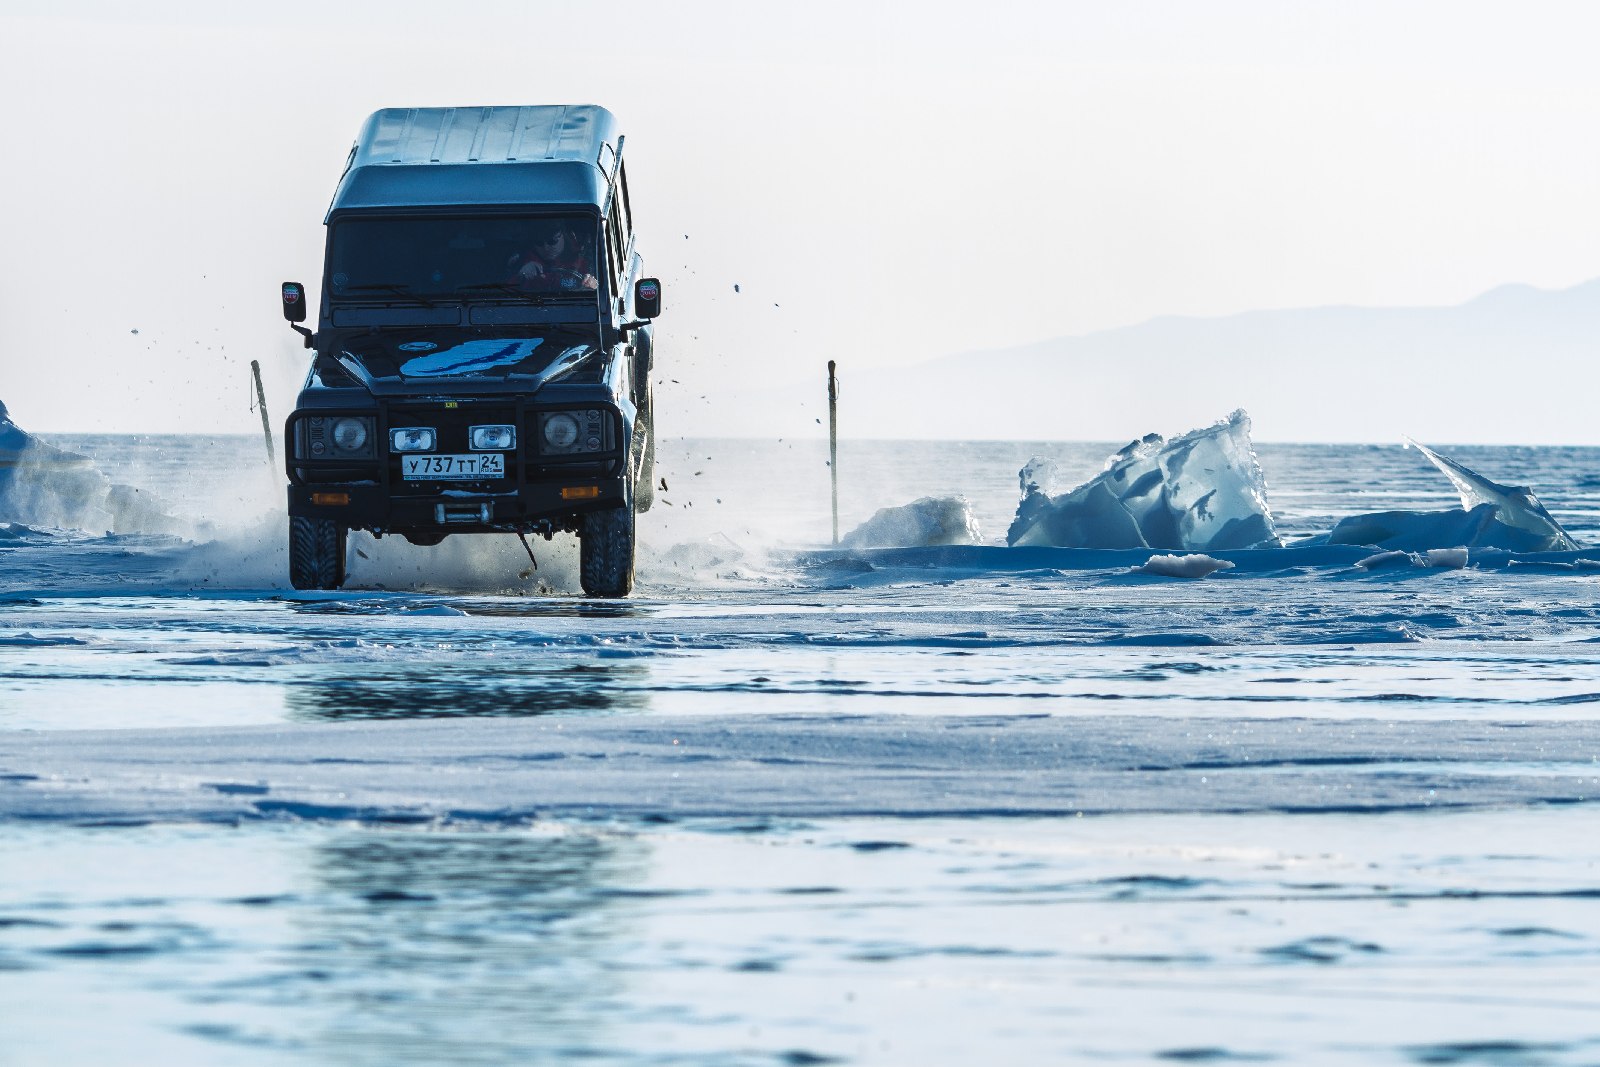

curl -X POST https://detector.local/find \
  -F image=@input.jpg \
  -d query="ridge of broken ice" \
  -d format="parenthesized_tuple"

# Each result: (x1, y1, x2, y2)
(0, 398, 176, 534)
(1008, 409, 1279, 551)
(1325, 503, 1562, 553)
(1405, 437, 1578, 551)
(1305, 441, 1581, 553)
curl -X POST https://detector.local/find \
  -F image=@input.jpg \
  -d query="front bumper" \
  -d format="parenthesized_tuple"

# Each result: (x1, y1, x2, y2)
(287, 476, 626, 534)
(285, 399, 629, 534)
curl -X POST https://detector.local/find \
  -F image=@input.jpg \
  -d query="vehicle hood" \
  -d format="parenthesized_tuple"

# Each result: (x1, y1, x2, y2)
(332, 335, 600, 396)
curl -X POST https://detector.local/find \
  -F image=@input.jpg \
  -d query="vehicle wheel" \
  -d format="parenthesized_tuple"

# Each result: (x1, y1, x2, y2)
(580, 501, 635, 597)
(289, 516, 347, 590)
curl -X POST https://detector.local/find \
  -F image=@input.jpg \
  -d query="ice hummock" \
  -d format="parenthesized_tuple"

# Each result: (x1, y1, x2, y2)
(841, 496, 981, 549)
(1008, 410, 1279, 551)
(1406, 437, 1578, 552)
(1326, 503, 1560, 553)
(0, 397, 79, 467)
(0, 398, 175, 534)
(1317, 441, 1579, 553)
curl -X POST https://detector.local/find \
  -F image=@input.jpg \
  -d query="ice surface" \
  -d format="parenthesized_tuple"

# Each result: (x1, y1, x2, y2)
(1407, 437, 1578, 551)
(840, 495, 980, 548)
(1008, 410, 1279, 551)
(8, 435, 1600, 1066)
(1133, 553, 1235, 578)
(7, 714, 1600, 823)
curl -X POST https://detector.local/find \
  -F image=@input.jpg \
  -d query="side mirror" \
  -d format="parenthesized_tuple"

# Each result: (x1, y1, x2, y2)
(634, 277, 662, 319)
(282, 282, 307, 323)
(281, 282, 313, 348)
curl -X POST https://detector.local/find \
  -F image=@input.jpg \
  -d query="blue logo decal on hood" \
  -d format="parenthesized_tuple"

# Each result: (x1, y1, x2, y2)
(400, 338, 547, 377)
(398, 341, 438, 352)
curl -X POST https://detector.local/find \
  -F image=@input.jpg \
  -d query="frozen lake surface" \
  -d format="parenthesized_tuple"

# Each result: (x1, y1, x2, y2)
(4, 435, 1600, 1064)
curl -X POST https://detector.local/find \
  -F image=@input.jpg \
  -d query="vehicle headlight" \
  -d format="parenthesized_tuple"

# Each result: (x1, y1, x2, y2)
(390, 427, 436, 452)
(331, 417, 369, 452)
(470, 424, 515, 451)
(538, 410, 611, 455)
(541, 413, 580, 451)
(299, 415, 376, 458)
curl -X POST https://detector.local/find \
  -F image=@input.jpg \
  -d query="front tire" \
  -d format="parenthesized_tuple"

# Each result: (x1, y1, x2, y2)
(580, 502, 635, 597)
(289, 517, 347, 590)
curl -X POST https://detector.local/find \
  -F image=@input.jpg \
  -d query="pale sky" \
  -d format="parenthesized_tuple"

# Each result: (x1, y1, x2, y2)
(3, 1, 1598, 439)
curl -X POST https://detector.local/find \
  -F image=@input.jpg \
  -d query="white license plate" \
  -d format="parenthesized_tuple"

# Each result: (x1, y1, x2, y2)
(401, 454, 506, 480)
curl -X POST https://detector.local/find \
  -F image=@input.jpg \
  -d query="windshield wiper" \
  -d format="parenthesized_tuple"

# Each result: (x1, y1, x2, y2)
(343, 283, 435, 308)
(456, 282, 524, 297)
(456, 282, 596, 304)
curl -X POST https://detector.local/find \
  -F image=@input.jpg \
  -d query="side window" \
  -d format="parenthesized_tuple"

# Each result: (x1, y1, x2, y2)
(616, 162, 633, 239)
(603, 218, 622, 292)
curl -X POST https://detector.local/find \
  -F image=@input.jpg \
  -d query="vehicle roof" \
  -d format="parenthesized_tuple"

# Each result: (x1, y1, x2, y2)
(327, 105, 620, 219)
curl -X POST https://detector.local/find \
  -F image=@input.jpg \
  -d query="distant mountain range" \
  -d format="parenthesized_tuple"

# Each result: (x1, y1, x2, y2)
(714, 279, 1600, 444)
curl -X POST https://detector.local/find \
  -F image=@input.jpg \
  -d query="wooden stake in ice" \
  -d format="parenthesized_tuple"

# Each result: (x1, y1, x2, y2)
(828, 360, 839, 545)
(250, 360, 275, 465)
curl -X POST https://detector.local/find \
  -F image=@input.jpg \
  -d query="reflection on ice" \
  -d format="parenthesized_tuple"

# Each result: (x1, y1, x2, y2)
(285, 661, 650, 721)
(7, 812, 1600, 1066)
(1008, 410, 1279, 551)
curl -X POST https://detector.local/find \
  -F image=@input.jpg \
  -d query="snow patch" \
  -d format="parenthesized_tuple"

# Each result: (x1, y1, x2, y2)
(1133, 554, 1235, 579)
(1353, 547, 1469, 571)
(1353, 550, 1415, 571)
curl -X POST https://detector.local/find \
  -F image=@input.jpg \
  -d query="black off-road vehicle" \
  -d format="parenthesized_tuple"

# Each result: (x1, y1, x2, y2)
(279, 105, 660, 597)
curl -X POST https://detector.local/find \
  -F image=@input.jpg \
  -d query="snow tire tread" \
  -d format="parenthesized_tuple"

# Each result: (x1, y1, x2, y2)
(580, 505, 635, 598)
(289, 517, 346, 591)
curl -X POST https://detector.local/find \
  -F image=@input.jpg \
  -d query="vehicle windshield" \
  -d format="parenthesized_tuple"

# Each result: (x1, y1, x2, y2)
(328, 215, 601, 300)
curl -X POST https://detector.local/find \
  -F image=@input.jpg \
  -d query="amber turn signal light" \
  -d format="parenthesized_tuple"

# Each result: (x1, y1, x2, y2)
(310, 492, 350, 506)
(560, 486, 601, 500)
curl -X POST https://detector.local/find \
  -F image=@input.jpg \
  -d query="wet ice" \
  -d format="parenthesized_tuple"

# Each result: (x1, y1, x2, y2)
(6, 427, 1600, 1065)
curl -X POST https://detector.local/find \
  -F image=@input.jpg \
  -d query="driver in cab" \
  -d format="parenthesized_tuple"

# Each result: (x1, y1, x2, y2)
(511, 222, 598, 291)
